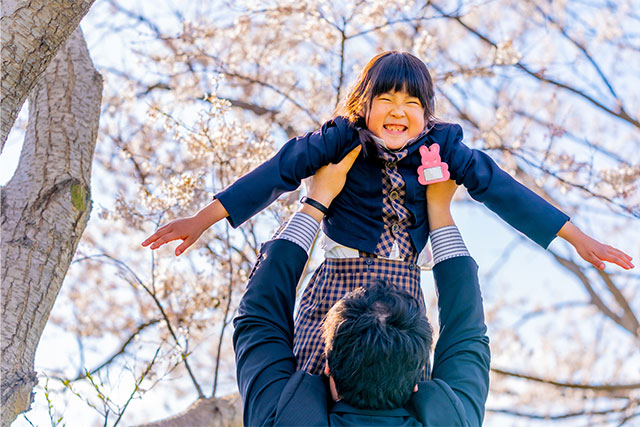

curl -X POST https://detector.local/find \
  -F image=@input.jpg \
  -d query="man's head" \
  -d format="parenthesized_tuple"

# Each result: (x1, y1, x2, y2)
(322, 280, 433, 409)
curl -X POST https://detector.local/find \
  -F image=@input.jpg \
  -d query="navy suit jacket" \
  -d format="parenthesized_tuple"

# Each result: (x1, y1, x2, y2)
(217, 117, 569, 253)
(233, 239, 491, 426)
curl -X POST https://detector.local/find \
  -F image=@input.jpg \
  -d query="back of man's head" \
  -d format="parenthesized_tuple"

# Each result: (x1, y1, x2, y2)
(322, 280, 432, 409)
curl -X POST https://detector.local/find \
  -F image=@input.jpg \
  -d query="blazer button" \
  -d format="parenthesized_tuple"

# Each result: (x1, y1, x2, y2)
(391, 224, 400, 234)
(389, 190, 399, 200)
(386, 161, 396, 169)
(365, 258, 373, 266)
(408, 264, 415, 271)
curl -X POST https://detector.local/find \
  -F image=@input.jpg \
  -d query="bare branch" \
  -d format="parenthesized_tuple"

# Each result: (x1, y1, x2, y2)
(487, 405, 632, 420)
(212, 225, 236, 396)
(112, 346, 161, 426)
(513, 300, 590, 329)
(74, 253, 205, 397)
(529, 2, 619, 100)
(595, 268, 640, 336)
(57, 319, 161, 383)
(492, 367, 640, 391)
(548, 250, 639, 338)
(430, 2, 640, 129)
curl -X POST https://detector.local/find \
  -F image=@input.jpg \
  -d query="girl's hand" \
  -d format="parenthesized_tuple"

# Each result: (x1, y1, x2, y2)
(141, 216, 207, 256)
(142, 199, 229, 256)
(557, 222, 634, 270)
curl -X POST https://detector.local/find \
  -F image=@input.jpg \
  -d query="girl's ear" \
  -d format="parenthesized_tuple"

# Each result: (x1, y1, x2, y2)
(428, 96, 435, 112)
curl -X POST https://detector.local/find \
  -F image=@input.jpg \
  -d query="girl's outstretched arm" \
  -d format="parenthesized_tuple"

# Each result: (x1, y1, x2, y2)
(557, 222, 634, 270)
(141, 198, 229, 256)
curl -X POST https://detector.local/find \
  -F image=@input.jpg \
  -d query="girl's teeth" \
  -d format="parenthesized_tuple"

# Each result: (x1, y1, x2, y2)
(385, 125, 405, 132)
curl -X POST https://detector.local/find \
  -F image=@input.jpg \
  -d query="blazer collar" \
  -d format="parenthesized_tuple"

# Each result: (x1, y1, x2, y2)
(331, 400, 413, 418)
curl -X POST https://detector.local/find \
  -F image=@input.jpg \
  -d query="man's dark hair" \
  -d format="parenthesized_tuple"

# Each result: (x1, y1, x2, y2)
(322, 280, 433, 409)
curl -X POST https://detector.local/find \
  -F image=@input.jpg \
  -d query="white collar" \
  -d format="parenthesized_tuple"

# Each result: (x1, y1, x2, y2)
(369, 125, 431, 152)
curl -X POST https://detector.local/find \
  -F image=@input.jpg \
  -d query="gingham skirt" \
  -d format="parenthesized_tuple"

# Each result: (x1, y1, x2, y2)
(293, 255, 430, 379)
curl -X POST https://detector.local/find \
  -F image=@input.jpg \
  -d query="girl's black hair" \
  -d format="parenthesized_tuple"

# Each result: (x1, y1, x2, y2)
(335, 51, 436, 128)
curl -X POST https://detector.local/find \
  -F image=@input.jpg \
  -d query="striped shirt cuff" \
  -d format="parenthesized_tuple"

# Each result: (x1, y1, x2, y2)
(430, 225, 470, 265)
(274, 212, 320, 255)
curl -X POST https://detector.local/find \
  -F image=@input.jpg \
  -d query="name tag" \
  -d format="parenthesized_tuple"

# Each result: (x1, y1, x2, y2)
(422, 166, 444, 182)
(417, 143, 450, 185)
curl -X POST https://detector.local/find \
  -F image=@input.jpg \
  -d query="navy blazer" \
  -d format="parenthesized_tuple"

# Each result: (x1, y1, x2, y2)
(233, 238, 491, 426)
(216, 117, 569, 253)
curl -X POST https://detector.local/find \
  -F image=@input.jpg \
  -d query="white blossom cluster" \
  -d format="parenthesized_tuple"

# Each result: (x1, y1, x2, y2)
(491, 40, 523, 66)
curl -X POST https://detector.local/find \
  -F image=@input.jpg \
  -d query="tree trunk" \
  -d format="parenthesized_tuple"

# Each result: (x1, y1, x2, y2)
(0, 0, 97, 150)
(0, 28, 102, 426)
(138, 394, 243, 427)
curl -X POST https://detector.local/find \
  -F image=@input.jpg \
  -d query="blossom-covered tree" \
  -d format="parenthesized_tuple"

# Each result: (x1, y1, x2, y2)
(8, 0, 639, 425)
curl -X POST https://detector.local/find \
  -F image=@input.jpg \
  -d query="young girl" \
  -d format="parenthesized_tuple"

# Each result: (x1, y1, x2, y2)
(142, 51, 633, 377)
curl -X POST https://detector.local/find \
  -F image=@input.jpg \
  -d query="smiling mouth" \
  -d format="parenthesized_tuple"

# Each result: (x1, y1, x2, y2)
(383, 124, 407, 133)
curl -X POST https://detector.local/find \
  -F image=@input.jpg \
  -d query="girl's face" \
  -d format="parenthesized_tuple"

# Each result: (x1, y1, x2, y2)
(366, 90, 425, 150)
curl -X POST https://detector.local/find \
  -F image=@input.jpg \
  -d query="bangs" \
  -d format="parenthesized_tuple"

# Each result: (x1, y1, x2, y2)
(369, 54, 430, 106)
(337, 51, 435, 123)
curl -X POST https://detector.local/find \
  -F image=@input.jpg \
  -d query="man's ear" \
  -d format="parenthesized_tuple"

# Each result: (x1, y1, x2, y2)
(325, 361, 340, 401)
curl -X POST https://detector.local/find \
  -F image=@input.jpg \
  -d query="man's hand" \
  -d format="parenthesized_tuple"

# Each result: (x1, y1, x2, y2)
(426, 179, 458, 230)
(302, 145, 361, 220)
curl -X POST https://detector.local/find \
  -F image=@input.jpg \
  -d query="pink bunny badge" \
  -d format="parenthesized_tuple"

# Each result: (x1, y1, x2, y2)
(417, 143, 450, 185)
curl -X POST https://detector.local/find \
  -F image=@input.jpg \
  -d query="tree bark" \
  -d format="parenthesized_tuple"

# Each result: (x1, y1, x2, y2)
(138, 394, 243, 427)
(0, 0, 97, 150)
(0, 28, 102, 426)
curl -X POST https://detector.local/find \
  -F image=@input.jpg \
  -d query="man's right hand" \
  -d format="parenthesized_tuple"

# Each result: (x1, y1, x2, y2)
(426, 179, 458, 230)
(302, 145, 362, 220)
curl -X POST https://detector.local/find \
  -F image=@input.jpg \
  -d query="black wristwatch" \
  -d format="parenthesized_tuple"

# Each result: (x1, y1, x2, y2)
(300, 196, 329, 215)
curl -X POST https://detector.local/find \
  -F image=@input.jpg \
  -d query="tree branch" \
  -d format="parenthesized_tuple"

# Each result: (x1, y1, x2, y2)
(430, 2, 640, 129)
(530, 2, 619, 100)
(74, 253, 205, 397)
(492, 367, 640, 391)
(212, 225, 236, 396)
(57, 319, 161, 383)
(487, 405, 633, 420)
(548, 250, 639, 338)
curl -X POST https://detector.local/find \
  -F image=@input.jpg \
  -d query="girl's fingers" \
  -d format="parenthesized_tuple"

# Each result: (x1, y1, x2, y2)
(608, 251, 633, 269)
(141, 233, 158, 246)
(142, 225, 172, 246)
(175, 238, 193, 256)
(606, 254, 634, 270)
(589, 255, 606, 271)
(594, 246, 634, 270)
(149, 232, 181, 250)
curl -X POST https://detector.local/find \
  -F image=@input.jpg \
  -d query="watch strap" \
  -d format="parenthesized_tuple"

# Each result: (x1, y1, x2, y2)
(300, 196, 329, 215)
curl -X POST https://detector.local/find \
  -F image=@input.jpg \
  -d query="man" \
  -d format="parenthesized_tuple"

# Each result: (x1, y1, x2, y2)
(233, 148, 490, 425)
